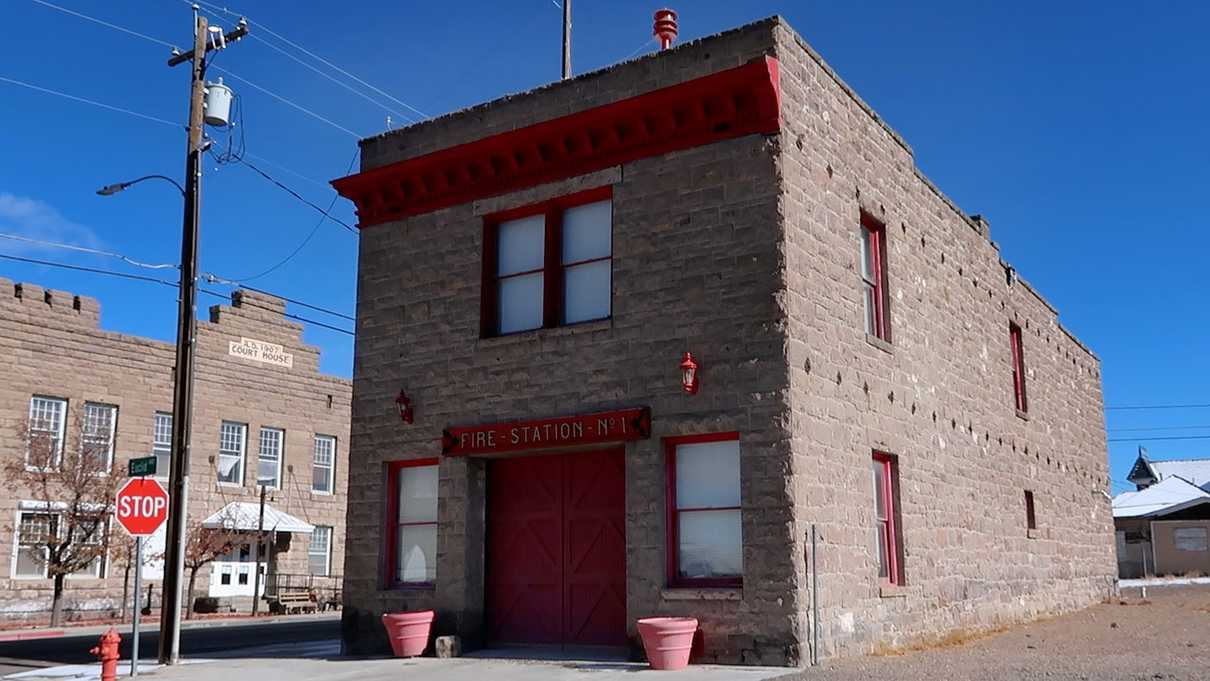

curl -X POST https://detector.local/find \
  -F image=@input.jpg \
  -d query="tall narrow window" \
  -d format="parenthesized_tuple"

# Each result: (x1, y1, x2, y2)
(153, 412, 173, 477)
(1010, 322, 1028, 413)
(1024, 490, 1037, 531)
(309, 525, 332, 576)
(872, 452, 903, 585)
(218, 421, 247, 485)
(27, 396, 67, 470)
(312, 435, 336, 494)
(666, 433, 743, 587)
(81, 402, 117, 473)
(386, 460, 438, 586)
(257, 427, 284, 488)
(482, 188, 612, 336)
(860, 214, 890, 342)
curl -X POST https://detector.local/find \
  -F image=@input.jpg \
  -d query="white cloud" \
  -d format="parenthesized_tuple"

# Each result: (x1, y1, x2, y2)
(0, 192, 103, 256)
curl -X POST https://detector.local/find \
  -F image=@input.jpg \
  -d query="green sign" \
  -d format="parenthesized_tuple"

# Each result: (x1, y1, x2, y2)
(128, 456, 157, 477)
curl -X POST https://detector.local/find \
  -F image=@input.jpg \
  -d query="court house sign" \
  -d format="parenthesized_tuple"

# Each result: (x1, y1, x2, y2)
(228, 337, 294, 368)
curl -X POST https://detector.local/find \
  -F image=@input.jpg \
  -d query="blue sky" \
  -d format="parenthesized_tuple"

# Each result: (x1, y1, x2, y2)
(1, 1, 1207, 489)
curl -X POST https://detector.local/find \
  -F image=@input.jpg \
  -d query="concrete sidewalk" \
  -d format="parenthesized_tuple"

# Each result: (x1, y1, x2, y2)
(0, 612, 339, 642)
(6, 642, 790, 681)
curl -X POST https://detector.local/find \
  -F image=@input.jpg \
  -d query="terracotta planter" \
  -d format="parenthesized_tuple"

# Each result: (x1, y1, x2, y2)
(381, 610, 435, 657)
(636, 617, 698, 670)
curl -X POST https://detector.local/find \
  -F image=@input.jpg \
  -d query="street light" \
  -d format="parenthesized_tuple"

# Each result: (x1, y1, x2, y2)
(98, 168, 197, 664)
(97, 174, 186, 197)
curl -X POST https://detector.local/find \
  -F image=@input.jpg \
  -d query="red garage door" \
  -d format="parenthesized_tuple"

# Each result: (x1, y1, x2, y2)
(486, 448, 627, 648)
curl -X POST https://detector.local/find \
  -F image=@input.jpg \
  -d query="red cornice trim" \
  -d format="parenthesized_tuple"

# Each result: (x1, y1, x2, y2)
(332, 56, 781, 227)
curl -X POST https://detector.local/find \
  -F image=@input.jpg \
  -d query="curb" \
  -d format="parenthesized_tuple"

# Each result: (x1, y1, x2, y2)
(0, 629, 66, 642)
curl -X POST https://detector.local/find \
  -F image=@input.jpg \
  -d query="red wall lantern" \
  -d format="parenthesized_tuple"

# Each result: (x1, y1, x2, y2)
(395, 390, 414, 424)
(679, 352, 699, 395)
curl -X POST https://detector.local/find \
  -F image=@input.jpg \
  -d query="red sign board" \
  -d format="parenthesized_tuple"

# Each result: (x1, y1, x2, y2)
(115, 478, 169, 537)
(442, 407, 651, 456)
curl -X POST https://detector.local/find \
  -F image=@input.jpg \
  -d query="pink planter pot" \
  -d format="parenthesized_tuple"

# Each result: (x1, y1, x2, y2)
(636, 617, 698, 670)
(381, 610, 435, 658)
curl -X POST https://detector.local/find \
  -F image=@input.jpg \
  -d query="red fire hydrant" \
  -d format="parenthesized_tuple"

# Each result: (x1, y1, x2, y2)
(89, 628, 121, 681)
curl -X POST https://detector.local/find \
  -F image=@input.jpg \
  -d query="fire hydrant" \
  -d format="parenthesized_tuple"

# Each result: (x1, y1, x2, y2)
(89, 628, 121, 681)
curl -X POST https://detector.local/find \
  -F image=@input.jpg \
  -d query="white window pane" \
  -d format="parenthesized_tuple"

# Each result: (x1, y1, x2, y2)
(561, 200, 611, 263)
(397, 525, 437, 583)
(257, 459, 279, 487)
(872, 460, 887, 520)
(312, 464, 333, 492)
(218, 455, 242, 484)
(675, 440, 740, 509)
(875, 524, 889, 578)
(860, 226, 874, 280)
(497, 214, 545, 276)
(498, 272, 544, 334)
(154, 413, 173, 444)
(399, 465, 438, 524)
(563, 260, 611, 324)
(16, 546, 44, 577)
(677, 509, 742, 578)
(863, 284, 877, 335)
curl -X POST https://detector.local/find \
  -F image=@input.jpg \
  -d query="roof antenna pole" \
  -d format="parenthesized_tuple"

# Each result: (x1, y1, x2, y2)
(561, 0, 572, 80)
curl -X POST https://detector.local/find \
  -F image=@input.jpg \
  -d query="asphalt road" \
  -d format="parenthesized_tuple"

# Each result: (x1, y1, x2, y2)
(0, 615, 340, 677)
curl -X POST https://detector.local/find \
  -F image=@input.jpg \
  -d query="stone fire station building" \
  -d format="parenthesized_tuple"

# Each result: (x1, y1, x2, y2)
(334, 17, 1115, 664)
(0, 281, 349, 618)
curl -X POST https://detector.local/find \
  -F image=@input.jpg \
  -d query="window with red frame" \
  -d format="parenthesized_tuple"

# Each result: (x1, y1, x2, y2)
(872, 452, 903, 585)
(860, 214, 891, 342)
(1010, 322, 1028, 413)
(385, 459, 438, 587)
(481, 188, 613, 336)
(665, 433, 743, 587)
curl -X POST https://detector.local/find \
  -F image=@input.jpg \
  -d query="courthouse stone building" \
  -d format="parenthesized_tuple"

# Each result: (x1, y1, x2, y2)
(333, 16, 1116, 665)
(0, 280, 350, 619)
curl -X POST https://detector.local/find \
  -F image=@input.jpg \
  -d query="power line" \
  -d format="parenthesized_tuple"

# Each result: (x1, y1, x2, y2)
(1106, 403, 1210, 411)
(0, 233, 177, 270)
(1109, 425, 1210, 433)
(188, 0, 429, 120)
(211, 150, 360, 283)
(1108, 435, 1210, 443)
(203, 275, 354, 322)
(29, 0, 178, 49)
(0, 75, 181, 128)
(211, 66, 363, 139)
(0, 252, 353, 335)
(233, 157, 357, 233)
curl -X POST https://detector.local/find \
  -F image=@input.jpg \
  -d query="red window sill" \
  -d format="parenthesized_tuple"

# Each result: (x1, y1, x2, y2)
(1015, 408, 1030, 422)
(384, 582, 436, 592)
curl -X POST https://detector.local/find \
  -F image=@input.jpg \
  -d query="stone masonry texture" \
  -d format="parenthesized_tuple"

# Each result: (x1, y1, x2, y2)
(341, 17, 1116, 666)
(0, 283, 350, 619)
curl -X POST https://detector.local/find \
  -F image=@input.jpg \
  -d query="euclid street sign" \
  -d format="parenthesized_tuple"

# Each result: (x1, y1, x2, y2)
(115, 478, 170, 537)
(128, 456, 157, 477)
(442, 407, 651, 456)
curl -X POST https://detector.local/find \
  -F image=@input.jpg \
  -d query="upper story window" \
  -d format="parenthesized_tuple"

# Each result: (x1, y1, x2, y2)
(257, 427, 284, 489)
(1010, 322, 1028, 413)
(218, 421, 247, 486)
(81, 402, 117, 473)
(872, 452, 904, 586)
(860, 213, 890, 342)
(153, 412, 173, 477)
(1024, 490, 1037, 531)
(481, 188, 612, 336)
(312, 435, 336, 494)
(27, 396, 67, 470)
(665, 433, 743, 588)
(385, 459, 438, 587)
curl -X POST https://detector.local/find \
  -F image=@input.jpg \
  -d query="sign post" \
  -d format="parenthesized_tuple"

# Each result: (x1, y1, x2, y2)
(115, 477, 170, 677)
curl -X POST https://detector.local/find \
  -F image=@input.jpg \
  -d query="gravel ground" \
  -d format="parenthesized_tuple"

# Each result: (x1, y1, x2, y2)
(780, 585, 1210, 681)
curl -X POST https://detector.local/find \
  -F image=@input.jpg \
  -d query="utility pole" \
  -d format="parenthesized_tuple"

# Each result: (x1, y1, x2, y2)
(562, 0, 572, 80)
(251, 485, 267, 617)
(158, 8, 247, 665)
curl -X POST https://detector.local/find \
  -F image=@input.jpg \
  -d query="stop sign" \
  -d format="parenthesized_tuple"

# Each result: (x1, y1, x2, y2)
(115, 478, 169, 537)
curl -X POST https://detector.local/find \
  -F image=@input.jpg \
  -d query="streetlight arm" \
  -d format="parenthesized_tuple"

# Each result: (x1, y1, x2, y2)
(97, 174, 186, 197)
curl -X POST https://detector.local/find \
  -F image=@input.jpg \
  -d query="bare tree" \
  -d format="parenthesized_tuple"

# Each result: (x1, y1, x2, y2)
(183, 515, 240, 619)
(6, 415, 120, 626)
(110, 536, 164, 622)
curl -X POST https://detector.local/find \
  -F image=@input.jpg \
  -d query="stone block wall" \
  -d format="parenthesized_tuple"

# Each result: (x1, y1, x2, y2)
(0, 281, 350, 620)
